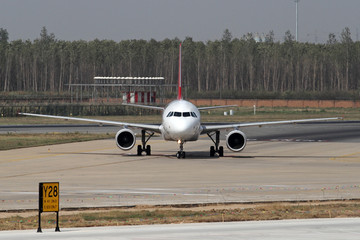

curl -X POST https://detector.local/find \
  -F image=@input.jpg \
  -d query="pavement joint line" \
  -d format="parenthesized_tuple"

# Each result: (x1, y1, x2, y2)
(0, 156, 157, 179)
(0, 140, 168, 178)
(0, 146, 116, 164)
(0, 139, 167, 164)
(330, 152, 360, 162)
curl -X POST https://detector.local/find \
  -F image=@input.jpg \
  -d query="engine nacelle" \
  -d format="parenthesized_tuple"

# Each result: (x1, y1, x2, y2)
(115, 129, 136, 151)
(226, 130, 247, 152)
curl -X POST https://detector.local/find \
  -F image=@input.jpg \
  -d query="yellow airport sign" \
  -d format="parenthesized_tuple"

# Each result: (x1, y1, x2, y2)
(39, 182, 59, 212)
(38, 182, 60, 232)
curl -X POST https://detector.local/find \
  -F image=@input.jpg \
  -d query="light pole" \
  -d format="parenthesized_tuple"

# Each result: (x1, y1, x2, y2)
(295, 0, 299, 41)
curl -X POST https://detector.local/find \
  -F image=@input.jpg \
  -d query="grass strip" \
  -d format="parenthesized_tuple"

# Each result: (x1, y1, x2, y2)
(1, 201, 360, 231)
(0, 133, 114, 151)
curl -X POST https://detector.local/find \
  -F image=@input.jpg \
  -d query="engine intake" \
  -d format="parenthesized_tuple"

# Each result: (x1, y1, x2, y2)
(226, 130, 247, 152)
(116, 129, 136, 151)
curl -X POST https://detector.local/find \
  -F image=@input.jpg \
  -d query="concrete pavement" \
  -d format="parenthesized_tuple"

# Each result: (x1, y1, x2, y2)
(1, 218, 360, 239)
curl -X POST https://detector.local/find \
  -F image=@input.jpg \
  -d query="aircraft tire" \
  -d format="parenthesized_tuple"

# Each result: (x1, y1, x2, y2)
(146, 145, 151, 155)
(176, 151, 186, 159)
(210, 146, 215, 157)
(137, 145, 142, 156)
(219, 146, 224, 157)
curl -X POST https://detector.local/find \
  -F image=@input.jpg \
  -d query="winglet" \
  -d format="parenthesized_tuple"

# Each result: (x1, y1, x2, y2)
(178, 43, 182, 100)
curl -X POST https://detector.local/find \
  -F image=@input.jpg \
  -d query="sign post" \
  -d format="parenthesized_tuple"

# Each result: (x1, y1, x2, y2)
(38, 182, 60, 233)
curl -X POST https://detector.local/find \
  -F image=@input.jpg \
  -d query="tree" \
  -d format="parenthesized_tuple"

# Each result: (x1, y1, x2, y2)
(0, 28, 9, 91)
(340, 27, 353, 44)
(327, 33, 337, 45)
(340, 27, 353, 90)
(222, 29, 232, 43)
(1, 28, 359, 99)
(265, 31, 275, 43)
(284, 30, 295, 43)
(0, 28, 8, 44)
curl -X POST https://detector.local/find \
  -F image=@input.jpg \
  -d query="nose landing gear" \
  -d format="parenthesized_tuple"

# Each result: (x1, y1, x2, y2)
(176, 140, 186, 159)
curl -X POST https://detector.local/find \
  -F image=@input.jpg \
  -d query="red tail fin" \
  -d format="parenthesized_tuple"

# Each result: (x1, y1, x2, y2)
(177, 43, 182, 100)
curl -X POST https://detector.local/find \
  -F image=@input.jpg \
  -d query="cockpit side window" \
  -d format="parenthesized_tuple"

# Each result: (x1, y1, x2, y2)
(191, 112, 197, 118)
(166, 112, 173, 117)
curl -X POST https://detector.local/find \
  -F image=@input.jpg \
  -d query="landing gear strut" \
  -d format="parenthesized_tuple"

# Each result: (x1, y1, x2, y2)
(176, 140, 186, 159)
(207, 131, 224, 157)
(137, 130, 154, 156)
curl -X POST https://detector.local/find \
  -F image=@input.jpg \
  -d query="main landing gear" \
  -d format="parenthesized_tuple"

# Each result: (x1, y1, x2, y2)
(137, 130, 154, 156)
(207, 131, 224, 157)
(176, 140, 186, 159)
(175, 131, 224, 159)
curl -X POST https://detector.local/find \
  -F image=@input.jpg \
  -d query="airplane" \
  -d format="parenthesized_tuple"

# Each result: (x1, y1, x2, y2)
(19, 44, 341, 159)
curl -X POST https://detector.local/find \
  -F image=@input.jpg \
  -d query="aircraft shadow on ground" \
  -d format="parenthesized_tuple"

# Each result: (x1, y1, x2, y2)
(42, 151, 337, 160)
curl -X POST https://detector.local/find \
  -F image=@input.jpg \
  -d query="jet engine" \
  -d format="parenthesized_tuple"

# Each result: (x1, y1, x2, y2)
(115, 129, 136, 151)
(226, 130, 247, 152)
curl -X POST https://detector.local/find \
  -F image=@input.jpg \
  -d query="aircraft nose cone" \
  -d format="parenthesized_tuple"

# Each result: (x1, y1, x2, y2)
(172, 120, 189, 133)
(168, 119, 199, 141)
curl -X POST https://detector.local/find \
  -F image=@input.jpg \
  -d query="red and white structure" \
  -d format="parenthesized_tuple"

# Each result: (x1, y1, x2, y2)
(94, 76, 164, 104)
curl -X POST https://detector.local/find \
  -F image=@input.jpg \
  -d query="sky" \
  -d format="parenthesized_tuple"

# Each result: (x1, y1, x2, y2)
(1, 0, 360, 43)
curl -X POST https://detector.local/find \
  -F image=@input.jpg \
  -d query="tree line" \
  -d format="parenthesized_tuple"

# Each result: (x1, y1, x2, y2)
(1, 27, 359, 99)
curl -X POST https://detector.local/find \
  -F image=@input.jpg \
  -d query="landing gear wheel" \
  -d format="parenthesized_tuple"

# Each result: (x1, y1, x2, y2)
(176, 151, 186, 159)
(146, 145, 151, 155)
(210, 146, 215, 157)
(219, 146, 224, 157)
(137, 145, 142, 156)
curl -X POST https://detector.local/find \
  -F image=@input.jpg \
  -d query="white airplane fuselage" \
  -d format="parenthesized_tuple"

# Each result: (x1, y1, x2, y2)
(160, 100, 201, 142)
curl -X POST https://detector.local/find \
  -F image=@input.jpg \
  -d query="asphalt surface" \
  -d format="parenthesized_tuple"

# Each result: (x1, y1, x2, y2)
(2, 218, 360, 239)
(243, 121, 360, 143)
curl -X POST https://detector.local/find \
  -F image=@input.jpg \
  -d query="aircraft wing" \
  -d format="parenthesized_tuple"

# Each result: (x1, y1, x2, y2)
(198, 105, 237, 110)
(122, 103, 165, 111)
(200, 117, 342, 134)
(18, 113, 162, 133)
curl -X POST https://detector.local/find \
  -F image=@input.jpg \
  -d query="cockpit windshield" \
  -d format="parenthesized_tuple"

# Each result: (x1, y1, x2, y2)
(166, 111, 198, 118)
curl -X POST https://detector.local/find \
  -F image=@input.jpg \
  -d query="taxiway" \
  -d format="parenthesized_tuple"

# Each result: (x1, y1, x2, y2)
(1, 122, 360, 210)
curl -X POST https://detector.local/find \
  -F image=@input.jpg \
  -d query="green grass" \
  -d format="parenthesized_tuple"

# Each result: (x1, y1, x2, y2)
(0, 133, 115, 151)
(201, 106, 359, 122)
(0, 115, 163, 125)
